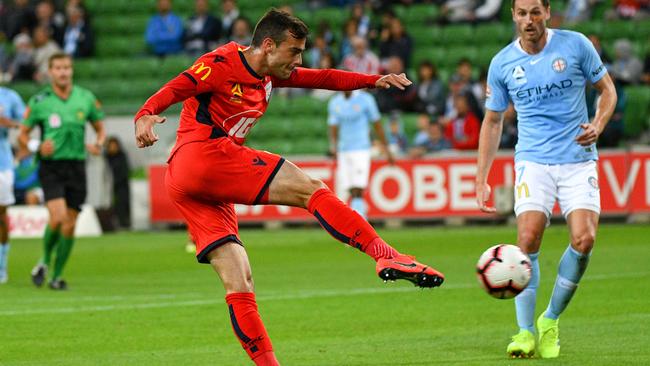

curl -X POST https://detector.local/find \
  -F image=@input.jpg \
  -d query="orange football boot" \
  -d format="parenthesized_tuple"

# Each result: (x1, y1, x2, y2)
(376, 254, 444, 288)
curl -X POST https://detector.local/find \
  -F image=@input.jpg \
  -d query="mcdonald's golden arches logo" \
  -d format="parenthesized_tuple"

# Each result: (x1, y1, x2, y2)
(189, 62, 212, 81)
(516, 183, 530, 199)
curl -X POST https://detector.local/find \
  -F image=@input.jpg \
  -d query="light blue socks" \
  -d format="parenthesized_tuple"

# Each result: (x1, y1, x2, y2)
(545, 245, 591, 320)
(0, 243, 9, 280)
(515, 251, 540, 333)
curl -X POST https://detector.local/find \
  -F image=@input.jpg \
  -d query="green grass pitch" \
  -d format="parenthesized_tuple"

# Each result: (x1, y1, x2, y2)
(1, 224, 649, 365)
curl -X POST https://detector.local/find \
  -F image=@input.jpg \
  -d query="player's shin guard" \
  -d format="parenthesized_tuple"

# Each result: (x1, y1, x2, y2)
(515, 252, 539, 333)
(307, 188, 398, 261)
(545, 245, 590, 319)
(225, 293, 278, 366)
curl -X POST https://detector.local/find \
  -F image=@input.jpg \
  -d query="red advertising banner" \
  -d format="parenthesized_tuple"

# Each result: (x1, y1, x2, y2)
(149, 149, 650, 223)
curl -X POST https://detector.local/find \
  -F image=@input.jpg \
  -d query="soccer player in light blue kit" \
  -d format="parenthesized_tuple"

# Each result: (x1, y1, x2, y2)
(0, 86, 26, 283)
(328, 90, 393, 219)
(475, 0, 617, 359)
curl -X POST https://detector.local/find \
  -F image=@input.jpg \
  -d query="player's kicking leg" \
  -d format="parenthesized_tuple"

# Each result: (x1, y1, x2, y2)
(267, 159, 444, 288)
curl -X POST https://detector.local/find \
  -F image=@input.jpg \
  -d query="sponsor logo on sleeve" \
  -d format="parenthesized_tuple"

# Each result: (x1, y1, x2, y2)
(189, 62, 212, 81)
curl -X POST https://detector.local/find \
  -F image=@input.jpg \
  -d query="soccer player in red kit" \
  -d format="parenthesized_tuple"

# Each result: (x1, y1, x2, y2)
(134, 9, 444, 365)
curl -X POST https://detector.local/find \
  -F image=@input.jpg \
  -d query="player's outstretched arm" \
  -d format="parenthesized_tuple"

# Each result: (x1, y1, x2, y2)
(375, 73, 412, 90)
(476, 109, 505, 213)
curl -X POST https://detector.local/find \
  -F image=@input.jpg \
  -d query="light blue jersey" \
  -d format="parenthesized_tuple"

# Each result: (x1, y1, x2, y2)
(0, 87, 26, 171)
(486, 29, 607, 164)
(327, 90, 381, 152)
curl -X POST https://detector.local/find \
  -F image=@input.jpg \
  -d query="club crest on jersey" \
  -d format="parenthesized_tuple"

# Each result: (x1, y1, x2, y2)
(512, 65, 527, 85)
(230, 83, 243, 103)
(552, 57, 567, 73)
(48, 113, 62, 128)
(264, 81, 272, 102)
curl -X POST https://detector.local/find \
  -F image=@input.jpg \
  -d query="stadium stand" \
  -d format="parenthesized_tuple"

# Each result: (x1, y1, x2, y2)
(5, 0, 649, 154)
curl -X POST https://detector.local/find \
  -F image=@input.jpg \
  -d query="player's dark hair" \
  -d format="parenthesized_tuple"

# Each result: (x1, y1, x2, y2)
(511, 0, 550, 8)
(251, 9, 309, 47)
(48, 52, 72, 68)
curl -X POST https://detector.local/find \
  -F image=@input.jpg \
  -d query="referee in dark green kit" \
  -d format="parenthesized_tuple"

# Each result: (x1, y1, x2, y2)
(19, 53, 106, 290)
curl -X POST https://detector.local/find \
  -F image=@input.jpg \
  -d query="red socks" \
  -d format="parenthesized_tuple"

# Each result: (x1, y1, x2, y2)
(225, 292, 279, 366)
(307, 188, 399, 261)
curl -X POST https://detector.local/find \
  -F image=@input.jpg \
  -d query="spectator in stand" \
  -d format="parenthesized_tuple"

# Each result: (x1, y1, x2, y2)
(184, 0, 222, 56)
(350, 2, 371, 38)
(409, 122, 452, 158)
(368, 8, 396, 48)
(443, 92, 480, 150)
(342, 36, 380, 75)
(32, 25, 61, 83)
(145, 0, 183, 57)
(587, 33, 612, 65)
(376, 56, 416, 113)
(437, 0, 475, 24)
(412, 113, 433, 147)
(499, 104, 518, 149)
(385, 111, 409, 156)
(312, 52, 338, 101)
(220, 0, 240, 40)
(610, 38, 643, 85)
(307, 34, 330, 69)
(62, 5, 94, 58)
(414, 60, 445, 117)
(316, 20, 335, 48)
(455, 58, 484, 115)
(4, 33, 34, 82)
(228, 17, 252, 45)
(379, 17, 413, 68)
(564, 0, 597, 23)
(339, 18, 359, 61)
(3, 0, 36, 42)
(105, 136, 131, 229)
(607, 0, 650, 20)
(437, 0, 502, 24)
(474, 0, 503, 22)
(35, 1, 64, 46)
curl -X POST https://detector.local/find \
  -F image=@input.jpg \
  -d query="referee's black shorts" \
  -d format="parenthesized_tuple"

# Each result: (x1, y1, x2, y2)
(39, 160, 87, 211)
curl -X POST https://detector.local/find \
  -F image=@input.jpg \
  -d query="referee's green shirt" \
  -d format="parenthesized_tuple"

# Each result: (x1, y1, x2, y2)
(23, 85, 104, 161)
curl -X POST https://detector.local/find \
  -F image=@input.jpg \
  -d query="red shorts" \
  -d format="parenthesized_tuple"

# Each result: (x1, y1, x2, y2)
(166, 138, 284, 263)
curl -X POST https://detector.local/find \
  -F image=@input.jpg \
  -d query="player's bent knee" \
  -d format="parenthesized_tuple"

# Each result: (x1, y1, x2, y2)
(222, 273, 254, 294)
(571, 232, 595, 254)
(518, 230, 542, 250)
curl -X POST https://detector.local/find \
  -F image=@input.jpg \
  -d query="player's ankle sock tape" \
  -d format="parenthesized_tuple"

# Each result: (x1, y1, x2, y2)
(225, 292, 274, 361)
(307, 188, 398, 260)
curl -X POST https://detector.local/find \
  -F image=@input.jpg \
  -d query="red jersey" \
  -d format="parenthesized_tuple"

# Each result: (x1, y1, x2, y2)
(135, 42, 381, 159)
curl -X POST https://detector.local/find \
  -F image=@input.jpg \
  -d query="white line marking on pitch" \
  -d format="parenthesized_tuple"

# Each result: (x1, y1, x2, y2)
(0, 271, 646, 317)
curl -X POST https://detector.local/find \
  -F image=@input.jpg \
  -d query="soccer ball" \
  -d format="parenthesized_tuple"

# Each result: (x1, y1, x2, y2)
(476, 244, 532, 299)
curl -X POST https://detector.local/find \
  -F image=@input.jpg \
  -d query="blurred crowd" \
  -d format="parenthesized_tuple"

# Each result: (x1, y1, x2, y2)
(0, 0, 93, 83)
(1, 0, 649, 151)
